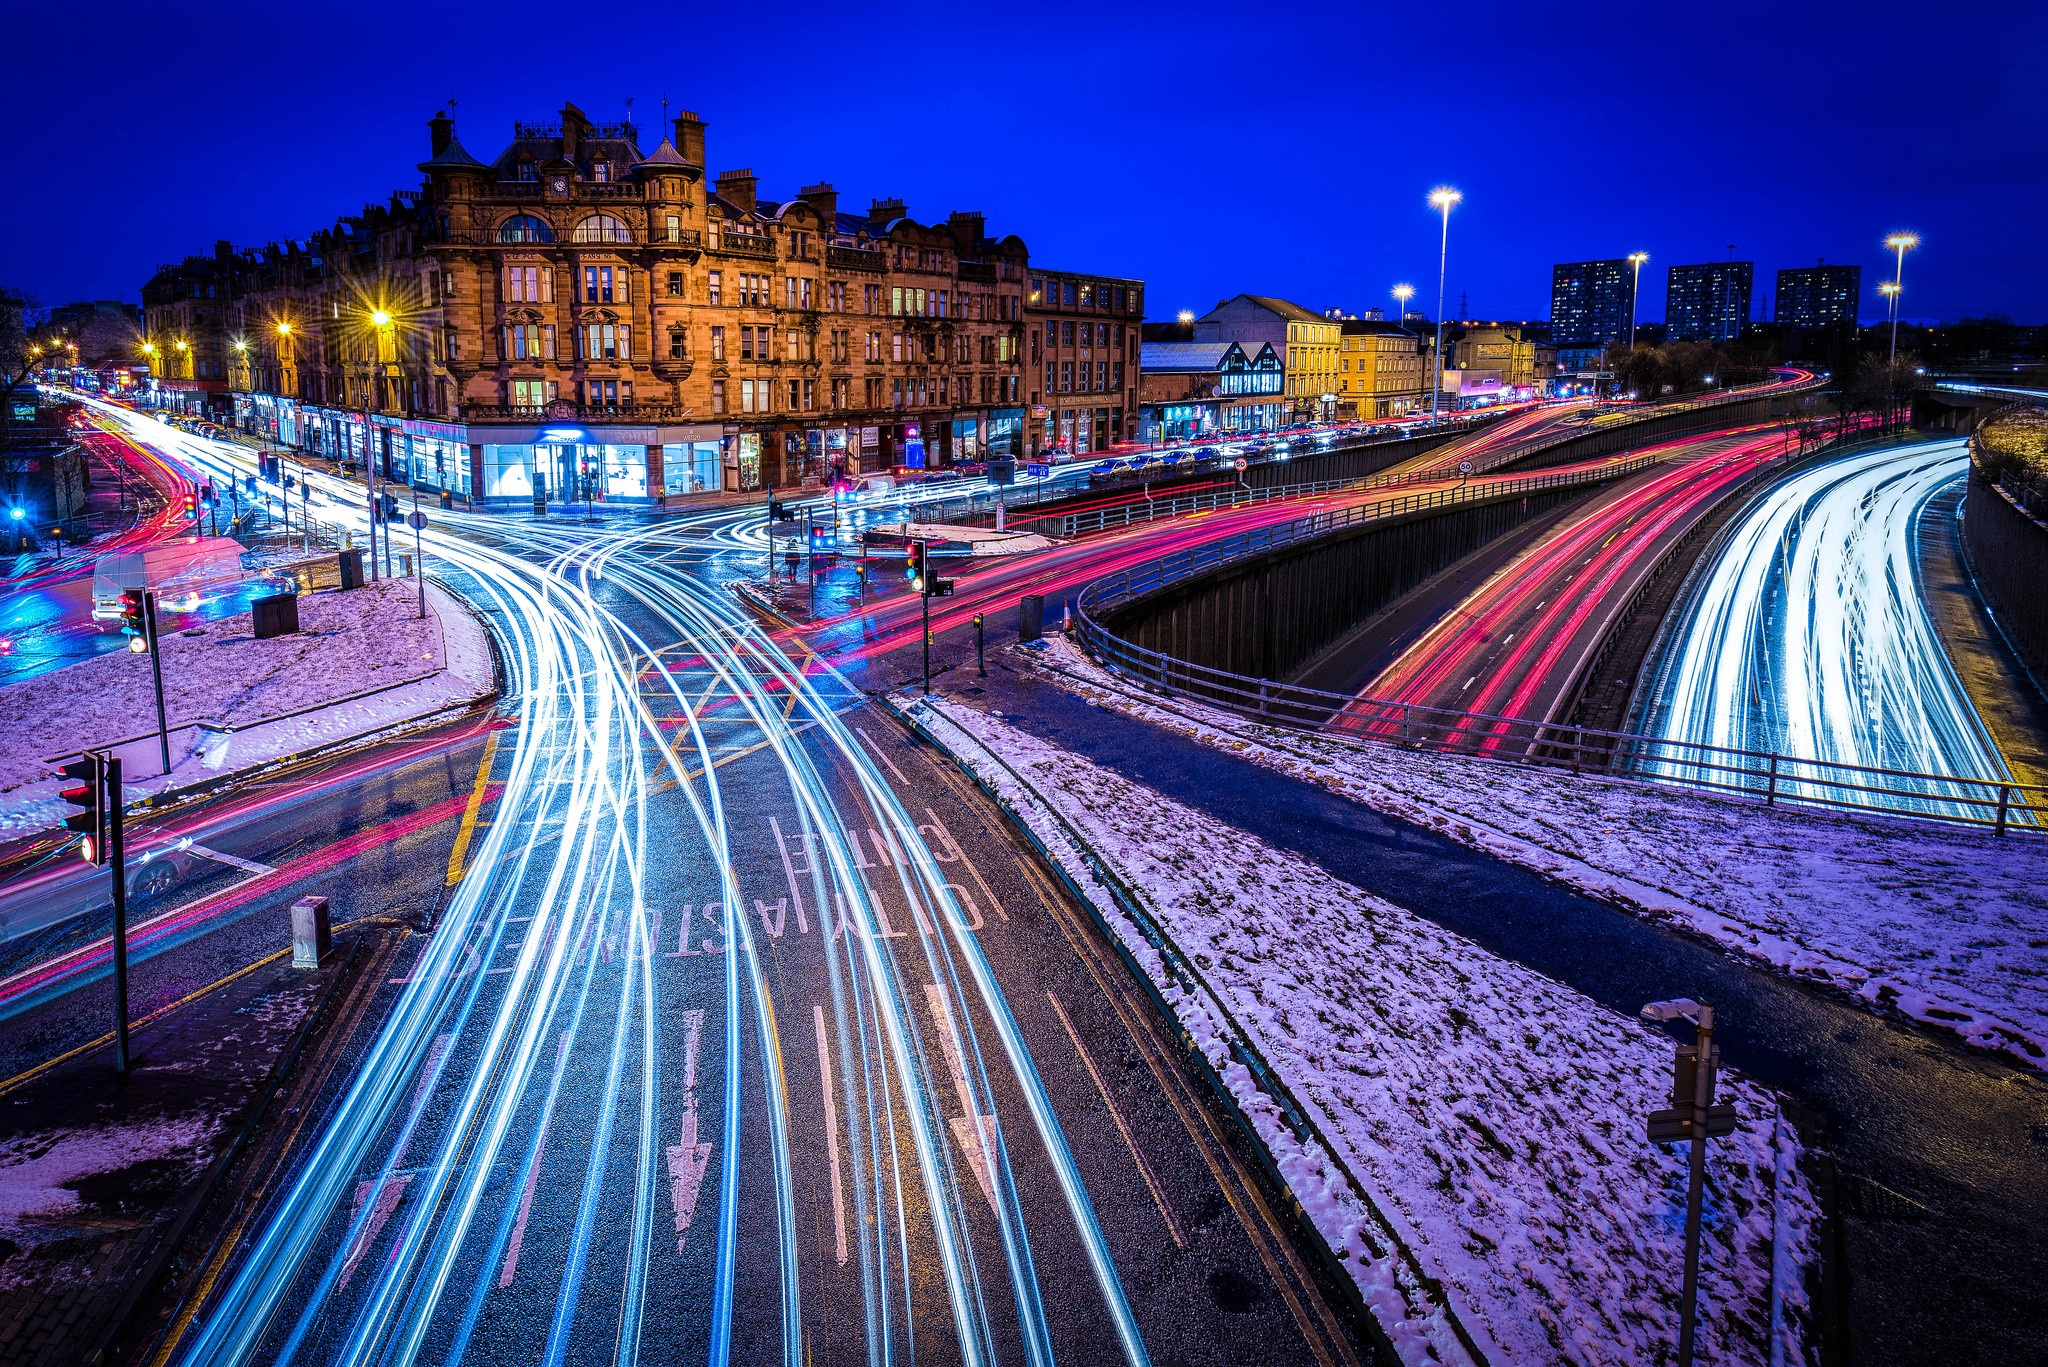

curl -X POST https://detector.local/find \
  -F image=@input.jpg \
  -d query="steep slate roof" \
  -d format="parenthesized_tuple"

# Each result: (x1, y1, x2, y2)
(631, 137, 695, 172)
(416, 136, 491, 174)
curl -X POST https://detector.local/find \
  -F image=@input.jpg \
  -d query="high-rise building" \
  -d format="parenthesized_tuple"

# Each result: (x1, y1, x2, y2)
(1664, 262, 1753, 342)
(1549, 260, 1632, 350)
(1774, 263, 1861, 330)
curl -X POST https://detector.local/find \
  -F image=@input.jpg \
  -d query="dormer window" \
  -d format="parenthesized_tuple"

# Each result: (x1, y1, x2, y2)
(591, 161, 611, 183)
(517, 161, 537, 182)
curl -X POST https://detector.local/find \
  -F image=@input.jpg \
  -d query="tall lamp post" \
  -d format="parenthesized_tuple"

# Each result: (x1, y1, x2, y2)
(1392, 284, 1416, 418)
(1427, 188, 1461, 424)
(1884, 233, 1917, 370)
(1627, 252, 1650, 351)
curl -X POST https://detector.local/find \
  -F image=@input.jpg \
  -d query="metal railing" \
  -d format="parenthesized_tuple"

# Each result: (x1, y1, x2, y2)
(828, 246, 888, 272)
(1073, 596, 2045, 837)
(710, 233, 775, 259)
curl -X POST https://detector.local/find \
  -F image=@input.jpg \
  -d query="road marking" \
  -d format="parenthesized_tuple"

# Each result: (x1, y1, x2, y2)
(183, 844, 277, 876)
(854, 726, 908, 783)
(340, 1033, 450, 1289)
(501, 1030, 574, 1285)
(666, 1009, 714, 1253)
(446, 731, 500, 886)
(1045, 989, 1186, 1248)
(813, 1003, 849, 1267)
(922, 983, 1000, 1213)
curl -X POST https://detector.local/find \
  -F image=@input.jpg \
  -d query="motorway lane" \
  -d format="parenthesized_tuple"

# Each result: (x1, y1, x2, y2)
(1342, 424, 1797, 745)
(1640, 438, 2017, 818)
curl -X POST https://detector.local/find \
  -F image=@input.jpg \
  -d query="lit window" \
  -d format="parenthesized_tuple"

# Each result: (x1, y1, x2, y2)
(499, 215, 554, 244)
(572, 214, 631, 244)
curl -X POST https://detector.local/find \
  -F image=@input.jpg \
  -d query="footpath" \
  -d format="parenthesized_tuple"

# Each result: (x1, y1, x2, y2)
(0, 576, 495, 840)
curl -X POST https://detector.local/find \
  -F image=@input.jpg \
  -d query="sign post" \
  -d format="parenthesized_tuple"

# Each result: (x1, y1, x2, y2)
(407, 498, 429, 619)
(1642, 999, 1738, 1367)
(106, 755, 130, 1075)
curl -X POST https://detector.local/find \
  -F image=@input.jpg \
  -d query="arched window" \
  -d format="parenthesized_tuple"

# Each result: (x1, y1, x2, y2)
(573, 214, 631, 244)
(499, 215, 555, 244)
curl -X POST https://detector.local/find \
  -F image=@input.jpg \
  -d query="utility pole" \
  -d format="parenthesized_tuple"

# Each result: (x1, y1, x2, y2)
(106, 755, 130, 1076)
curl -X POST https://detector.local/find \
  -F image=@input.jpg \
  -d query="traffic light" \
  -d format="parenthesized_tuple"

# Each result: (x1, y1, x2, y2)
(120, 589, 151, 654)
(380, 492, 398, 521)
(57, 755, 107, 864)
(907, 540, 928, 593)
(768, 498, 791, 523)
(182, 489, 199, 519)
(808, 518, 832, 552)
(197, 483, 215, 510)
(930, 575, 955, 598)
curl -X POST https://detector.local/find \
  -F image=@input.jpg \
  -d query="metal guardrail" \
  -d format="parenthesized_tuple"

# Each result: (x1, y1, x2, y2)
(1075, 453, 1661, 613)
(1073, 614, 2046, 836)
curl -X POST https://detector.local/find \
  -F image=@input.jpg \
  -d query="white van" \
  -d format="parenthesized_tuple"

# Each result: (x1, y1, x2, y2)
(91, 537, 246, 619)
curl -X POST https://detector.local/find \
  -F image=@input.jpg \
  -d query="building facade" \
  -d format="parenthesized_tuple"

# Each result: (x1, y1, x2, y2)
(1193, 296, 1339, 422)
(139, 102, 1141, 506)
(1137, 341, 1284, 439)
(1025, 268, 1145, 455)
(1550, 259, 1632, 351)
(1337, 321, 1430, 419)
(1774, 263, 1862, 331)
(1664, 262, 1753, 342)
(1449, 324, 1553, 398)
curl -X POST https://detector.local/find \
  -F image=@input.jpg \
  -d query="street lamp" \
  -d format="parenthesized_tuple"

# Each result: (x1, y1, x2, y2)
(1884, 233, 1917, 372)
(1427, 188, 1460, 424)
(1627, 252, 1650, 350)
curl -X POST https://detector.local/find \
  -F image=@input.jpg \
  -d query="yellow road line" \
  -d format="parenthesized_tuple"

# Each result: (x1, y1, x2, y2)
(445, 731, 501, 887)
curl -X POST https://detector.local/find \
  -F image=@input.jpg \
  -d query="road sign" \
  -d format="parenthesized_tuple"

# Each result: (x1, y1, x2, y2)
(1233, 458, 1248, 471)
(405, 511, 428, 529)
(1647, 1105, 1738, 1142)
(1458, 460, 1474, 474)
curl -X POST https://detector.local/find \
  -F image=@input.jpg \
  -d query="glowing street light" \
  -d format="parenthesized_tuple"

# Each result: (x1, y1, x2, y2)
(1392, 283, 1415, 318)
(1427, 188, 1461, 423)
(1884, 233, 1918, 371)
(276, 321, 293, 336)
(1627, 252, 1650, 349)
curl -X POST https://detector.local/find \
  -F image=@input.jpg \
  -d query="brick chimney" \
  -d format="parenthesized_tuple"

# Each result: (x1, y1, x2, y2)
(871, 197, 906, 224)
(428, 110, 453, 155)
(673, 110, 706, 166)
(798, 182, 838, 222)
(561, 101, 588, 161)
(948, 209, 985, 250)
(715, 169, 757, 213)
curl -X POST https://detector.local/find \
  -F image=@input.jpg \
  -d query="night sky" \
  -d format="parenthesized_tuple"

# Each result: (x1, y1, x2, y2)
(12, 0, 2044, 326)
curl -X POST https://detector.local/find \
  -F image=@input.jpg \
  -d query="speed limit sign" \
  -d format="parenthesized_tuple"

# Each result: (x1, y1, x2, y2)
(1234, 458, 1248, 471)
(1458, 460, 1474, 474)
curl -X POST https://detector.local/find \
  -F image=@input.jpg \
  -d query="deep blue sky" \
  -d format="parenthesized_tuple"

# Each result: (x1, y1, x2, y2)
(11, 0, 2044, 325)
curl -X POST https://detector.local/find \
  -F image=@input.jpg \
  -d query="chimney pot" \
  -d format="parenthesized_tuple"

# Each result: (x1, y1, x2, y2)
(715, 169, 758, 214)
(428, 111, 453, 156)
(673, 110, 706, 166)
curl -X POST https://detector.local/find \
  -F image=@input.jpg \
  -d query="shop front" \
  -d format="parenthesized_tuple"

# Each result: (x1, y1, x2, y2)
(475, 418, 731, 509)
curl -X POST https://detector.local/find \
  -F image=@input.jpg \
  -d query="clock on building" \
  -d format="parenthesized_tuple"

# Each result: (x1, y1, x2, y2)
(551, 177, 568, 193)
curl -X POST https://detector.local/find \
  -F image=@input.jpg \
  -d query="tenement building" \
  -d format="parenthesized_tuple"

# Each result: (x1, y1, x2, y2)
(139, 102, 1134, 506)
(1024, 268, 1145, 454)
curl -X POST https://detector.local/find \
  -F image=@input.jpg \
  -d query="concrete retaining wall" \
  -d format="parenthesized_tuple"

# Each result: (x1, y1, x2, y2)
(1962, 478, 2048, 687)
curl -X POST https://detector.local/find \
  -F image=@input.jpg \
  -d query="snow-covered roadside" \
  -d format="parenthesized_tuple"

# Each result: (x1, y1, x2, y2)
(903, 693, 1820, 1367)
(0, 578, 494, 833)
(1029, 637, 2048, 1070)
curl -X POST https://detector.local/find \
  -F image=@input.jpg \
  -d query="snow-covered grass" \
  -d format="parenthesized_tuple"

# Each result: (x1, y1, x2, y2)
(0, 578, 494, 833)
(904, 694, 1819, 1367)
(1031, 637, 2048, 1070)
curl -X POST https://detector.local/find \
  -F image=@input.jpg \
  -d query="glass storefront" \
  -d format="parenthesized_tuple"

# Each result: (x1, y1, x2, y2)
(663, 442, 723, 497)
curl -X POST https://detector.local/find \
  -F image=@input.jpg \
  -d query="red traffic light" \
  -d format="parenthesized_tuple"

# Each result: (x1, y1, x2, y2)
(57, 756, 107, 865)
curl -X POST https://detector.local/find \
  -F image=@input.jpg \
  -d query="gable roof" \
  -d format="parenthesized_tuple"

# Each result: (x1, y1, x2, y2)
(1202, 294, 1326, 325)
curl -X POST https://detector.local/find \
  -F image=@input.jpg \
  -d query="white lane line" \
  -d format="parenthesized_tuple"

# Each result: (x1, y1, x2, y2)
(812, 1003, 849, 1267)
(1045, 990, 1186, 1248)
(501, 1030, 574, 1285)
(922, 983, 1000, 1213)
(340, 1032, 451, 1288)
(854, 727, 909, 784)
(665, 1009, 713, 1254)
(182, 844, 279, 875)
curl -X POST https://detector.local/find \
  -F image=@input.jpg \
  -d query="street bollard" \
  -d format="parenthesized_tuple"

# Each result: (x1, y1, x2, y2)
(291, 895, 332, 968)
(1019, 594, 1045, 643)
